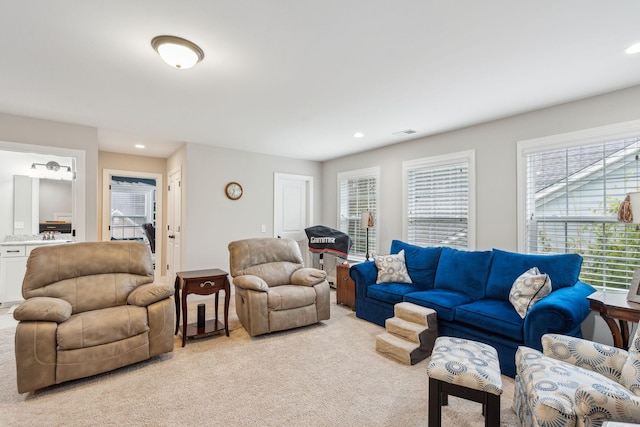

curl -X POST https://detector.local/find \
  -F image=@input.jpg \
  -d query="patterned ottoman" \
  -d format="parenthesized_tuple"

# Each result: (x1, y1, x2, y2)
(426, 336, 503, 427)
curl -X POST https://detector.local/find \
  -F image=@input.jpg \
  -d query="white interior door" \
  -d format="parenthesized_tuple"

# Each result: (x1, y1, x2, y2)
(274, 173, 313, 265)
(167, 169, 181, 285)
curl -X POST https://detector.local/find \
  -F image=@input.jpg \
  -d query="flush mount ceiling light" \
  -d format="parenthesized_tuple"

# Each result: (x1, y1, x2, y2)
(353, 132, 364, 138)
(626, 42, 640, 55)
(151, 35, 204, 69)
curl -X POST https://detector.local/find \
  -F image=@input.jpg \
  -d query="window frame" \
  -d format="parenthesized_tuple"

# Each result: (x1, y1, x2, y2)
(517, 119, 640, 251)
(337, 166, 380, 260)
(517, 119, 640, 290)
(402, 150, 476, 250)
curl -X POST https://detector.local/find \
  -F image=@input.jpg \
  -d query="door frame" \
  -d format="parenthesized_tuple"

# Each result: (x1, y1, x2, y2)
(166, 167, 181, 288)
(101, 169, 163, 280)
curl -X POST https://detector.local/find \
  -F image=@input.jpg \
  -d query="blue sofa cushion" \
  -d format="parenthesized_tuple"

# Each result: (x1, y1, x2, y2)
(367, 282, 428, 305)
(433, 247, 493, 299)
(403, 289, 475, 321)
(390, 240, 442, 288)
(455, 299, 524, 341)
(485, 249, 583, 300)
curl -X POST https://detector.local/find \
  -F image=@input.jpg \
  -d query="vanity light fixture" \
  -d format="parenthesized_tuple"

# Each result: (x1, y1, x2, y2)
(31, 161, 71, 172)
(151, 35, 204, 69)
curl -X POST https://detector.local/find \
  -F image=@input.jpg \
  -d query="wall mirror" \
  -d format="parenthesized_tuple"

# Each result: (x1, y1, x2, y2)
(0, 143, 83, 242)
(13, 174, 73, 235)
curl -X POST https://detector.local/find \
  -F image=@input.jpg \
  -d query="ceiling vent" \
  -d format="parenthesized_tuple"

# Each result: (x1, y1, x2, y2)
(392, 129, 416, 136)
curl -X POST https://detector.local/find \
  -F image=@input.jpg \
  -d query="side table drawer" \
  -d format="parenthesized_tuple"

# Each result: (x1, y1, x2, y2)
(185, 276, 227, 294)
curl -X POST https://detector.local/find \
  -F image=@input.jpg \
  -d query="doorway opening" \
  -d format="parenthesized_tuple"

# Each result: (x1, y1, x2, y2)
(102, 169, 163, 280)
(109, 176, 156, 250)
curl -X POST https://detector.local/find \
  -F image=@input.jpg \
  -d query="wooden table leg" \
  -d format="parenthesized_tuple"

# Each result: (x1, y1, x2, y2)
(224, 281, 230, 336)
(181, 286, 188, 347)
(214, 292, 219, 327)
(174, 276, 180, 335)
(620, 319, 630, 349)
(602, 315, 624, 348)
(484, 393, 500, 427)
(428, 377, 443, 427)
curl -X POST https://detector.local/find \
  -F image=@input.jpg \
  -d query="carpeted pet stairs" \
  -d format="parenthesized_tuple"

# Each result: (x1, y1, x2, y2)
(375, 302, 438, 365)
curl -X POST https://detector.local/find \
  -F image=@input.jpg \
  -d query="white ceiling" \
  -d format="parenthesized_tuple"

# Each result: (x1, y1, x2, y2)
(1, 1, 639, 161)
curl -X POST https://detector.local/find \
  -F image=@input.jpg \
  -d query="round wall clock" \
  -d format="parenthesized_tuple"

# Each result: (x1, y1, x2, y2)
(225, 182, 243, 200)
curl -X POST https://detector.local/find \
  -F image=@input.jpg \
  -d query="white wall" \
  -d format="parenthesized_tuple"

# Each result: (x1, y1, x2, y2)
(173, 143, 322, 274)
(0, 113, 99, 240)
(322, 84, 640, 253)
(321, 83, 640, 343)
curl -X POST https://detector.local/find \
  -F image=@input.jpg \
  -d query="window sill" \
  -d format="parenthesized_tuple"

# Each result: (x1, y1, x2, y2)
(592, 286, 628, 295)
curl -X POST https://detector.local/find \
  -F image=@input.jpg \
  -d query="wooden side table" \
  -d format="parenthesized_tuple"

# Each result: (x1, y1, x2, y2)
(174, 268, 230, 347)
(588, 290, 640, 349)
(336, 263, 355, 310)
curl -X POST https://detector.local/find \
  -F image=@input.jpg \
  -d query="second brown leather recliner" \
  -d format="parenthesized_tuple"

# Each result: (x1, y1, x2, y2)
(228, 237, 330, 336)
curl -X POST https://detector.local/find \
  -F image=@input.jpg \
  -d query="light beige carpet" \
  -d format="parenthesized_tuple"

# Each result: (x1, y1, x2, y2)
(0, 292, 518, 426)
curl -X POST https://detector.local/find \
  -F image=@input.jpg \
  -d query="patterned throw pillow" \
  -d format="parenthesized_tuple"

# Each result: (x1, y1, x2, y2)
(509, 267, 551, 319)
(374, 249, 412, 284)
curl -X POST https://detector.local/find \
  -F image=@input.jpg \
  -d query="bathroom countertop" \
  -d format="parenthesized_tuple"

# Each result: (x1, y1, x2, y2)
(0, 239, 72, 246)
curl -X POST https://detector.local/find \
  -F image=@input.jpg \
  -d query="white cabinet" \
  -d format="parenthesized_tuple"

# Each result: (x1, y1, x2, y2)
(0, 242, 71, 306)
(0, 245, 27, 306)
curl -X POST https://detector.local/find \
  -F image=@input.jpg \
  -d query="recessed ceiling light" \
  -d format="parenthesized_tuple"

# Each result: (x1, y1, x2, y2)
(135, 144, 145, 149)
(625, 42, 640, 55)
(353, 132, 364, 138)
(151, 35, 204, 69)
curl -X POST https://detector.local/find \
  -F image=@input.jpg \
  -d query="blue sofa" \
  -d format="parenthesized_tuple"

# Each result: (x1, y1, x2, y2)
(350, 240, 595, 377)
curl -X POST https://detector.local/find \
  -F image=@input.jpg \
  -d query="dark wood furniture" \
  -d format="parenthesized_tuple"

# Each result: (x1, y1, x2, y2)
(429, 377, 500, 427)
(336, 263, 355, 310)
(174, 268, 230, 347)
(588, 290, 640, 349)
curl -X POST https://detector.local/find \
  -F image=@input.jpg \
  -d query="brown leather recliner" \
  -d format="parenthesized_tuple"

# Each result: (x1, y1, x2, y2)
(13, 241, 174, 393)
(228, 238, 330, 337)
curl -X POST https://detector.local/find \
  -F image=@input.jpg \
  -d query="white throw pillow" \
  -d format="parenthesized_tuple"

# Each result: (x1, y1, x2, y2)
(374, 249, 412, 284)
(509, 267, 551, 319)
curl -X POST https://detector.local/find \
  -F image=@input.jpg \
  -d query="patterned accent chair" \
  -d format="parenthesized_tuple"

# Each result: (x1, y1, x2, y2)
(514, 328, 640, 427)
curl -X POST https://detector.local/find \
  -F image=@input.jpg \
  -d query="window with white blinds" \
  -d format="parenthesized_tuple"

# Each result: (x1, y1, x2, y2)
(403, 151, 475, 250)
(110, 179, 155, 241)
(520, 122, 640, 290)
(338, 167, 379, 259)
